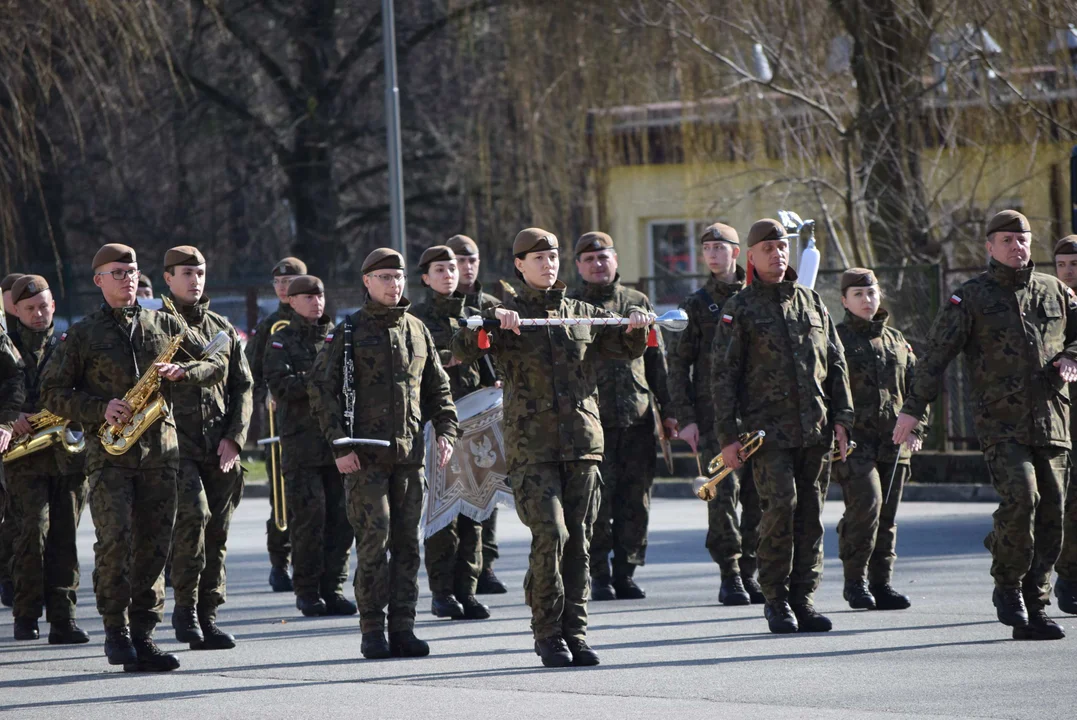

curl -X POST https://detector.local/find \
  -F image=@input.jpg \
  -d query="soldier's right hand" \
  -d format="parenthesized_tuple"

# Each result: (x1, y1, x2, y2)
(494, 308, 521, 335)
(12, 413, 32, 437)
(721, 440, 744, 471)
(105, 399, 134, 427)
(336, 451, 361, 475)
(0, 426, 11, 454)
(679, 423, 699, 453)
(892, 412, 918, 447)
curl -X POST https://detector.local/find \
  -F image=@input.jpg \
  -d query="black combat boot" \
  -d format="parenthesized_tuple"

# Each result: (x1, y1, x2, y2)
(719, 574, 751, 606)
(764, 601, 798, 634)
(460, 595, 491, 620)
(268, 566, 293, 593)
(870, 583, 911, 610)
(389, 629, 430, 658)
(322, 594, 358, 616)
(296, 593, 327, 617)
(590, 576, 616, 601)
(171, 604, 203, 644)
(0, 579, 13, 607)
(361, 630, 391, 660)
(843, 580, 877, 610)
(791, 603, 833, 632)
(194, 605, 236, 650)
(613, 576, 646, 600)
(534, 635, 573, 668)
(1013, 607, 1066, 641)
(104, 625, 138, 665)
(476, 567, 507, 595)
(125, 631, 180, 672)
(742, 574, 766, 604)
(565, 636, 600, 666)
(992, 587, 1029, 628)
(13, 617, 39, 641)
(431, 593, 465, 619)
(48, 619, 90, 645)
(1055, 578, 1077, 615)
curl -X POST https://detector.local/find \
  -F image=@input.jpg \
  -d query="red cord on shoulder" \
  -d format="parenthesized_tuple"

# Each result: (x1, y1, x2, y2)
(647, 327, 658, 348)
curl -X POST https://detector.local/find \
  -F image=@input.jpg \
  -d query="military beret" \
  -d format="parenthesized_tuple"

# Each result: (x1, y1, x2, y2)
(286, 275, 324, 297)
(1054, 235, 1077, 256)
(92, 243, 137, 271)
(361, 248, 405, 274)
(11, 275, 49, 303)
(574, 232, 614, 256)
(272, 257, 308, 277)
(446, 234, 479, 257)
(746, 219, 791, 247)
(986, 210, 1031, 236)
(700, 222, 739, 245)
(418, 245, 456, 272)
(1, 273, 25, 292)
(137, 275, 153, 290)
(513, 228, 559, 256)
(164, 245, 206, 268)
(840, 267, 878, 292)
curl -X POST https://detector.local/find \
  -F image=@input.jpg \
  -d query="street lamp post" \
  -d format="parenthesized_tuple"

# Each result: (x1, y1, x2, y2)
(383, 0, 406, 258)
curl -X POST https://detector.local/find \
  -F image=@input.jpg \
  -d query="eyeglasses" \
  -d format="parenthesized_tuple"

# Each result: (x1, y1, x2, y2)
(95, 269, 140, 281)
(370, 273, 406, 284)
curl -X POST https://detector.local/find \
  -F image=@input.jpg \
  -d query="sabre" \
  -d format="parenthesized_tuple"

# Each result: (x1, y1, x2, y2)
(332, 438, 392, 448)
(884, 455, 901, 505)
(464, 309, 689, 332)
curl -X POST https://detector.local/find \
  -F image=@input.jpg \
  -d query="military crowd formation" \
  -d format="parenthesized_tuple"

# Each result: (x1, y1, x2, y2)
(1, 208, 1077, 673)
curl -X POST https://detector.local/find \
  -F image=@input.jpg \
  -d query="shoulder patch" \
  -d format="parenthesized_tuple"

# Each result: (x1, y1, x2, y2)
(270, 341, 283, 349)
(721, 314, 734, 325)
(950, 294, 962, 305)
(325, 333, 334, 343)
(251, 328, 257, 336)
(60, 332, 68, 342)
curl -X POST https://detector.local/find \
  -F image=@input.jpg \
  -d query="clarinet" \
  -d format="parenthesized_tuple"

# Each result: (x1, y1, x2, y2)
(342, 317, 355, 439)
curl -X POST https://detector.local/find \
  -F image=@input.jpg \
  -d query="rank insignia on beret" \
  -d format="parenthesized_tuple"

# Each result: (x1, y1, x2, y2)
(722, 314, 734, 325)
(950, 295, 962, 305)
(325, 334, 334, 343)
(271, 341, 283, 349)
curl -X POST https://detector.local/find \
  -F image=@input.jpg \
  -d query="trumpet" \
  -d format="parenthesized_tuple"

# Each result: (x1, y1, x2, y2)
(266, 318, 290, 532)
(695, 431, 766, 501)
(3, 411, 84, 463)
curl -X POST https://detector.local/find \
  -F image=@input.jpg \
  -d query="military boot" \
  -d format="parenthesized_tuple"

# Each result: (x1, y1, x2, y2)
(843, 580, 877, 610)
(719, 574, 751, 606)
(125, 631, 180, 672)
(565, 637, 600, 667)
(296, 594, 327, 617)
(460, 595, 491, 620)
(48, 619, 90, 645)
(361, 630, 391, 660)
(195, 606, 236, 650)
(613, 576, 646, 600)
(268, 566, 293, 593)
(992, 587, 1029, 627)
(171, 605, 203, 644)
(1055, 577, 1077, 615)
(742, 574, 766, 604)
(534, 635, 573, 668)
(431, 593, 465, 619)
(792, 603, 833, 633)
(389, 629, 430, 658)
(764, 601, 798, 634)
(870, 583, 911, 610)
(104, 626, 138, 665)
(13, 617, 39, 641)
(322, 594, 358, 616)
(1013, 607, 1066, 641)
(590, 576, 616, 601)
(476, 567, 507, 595)
(0, 579, 13, 607)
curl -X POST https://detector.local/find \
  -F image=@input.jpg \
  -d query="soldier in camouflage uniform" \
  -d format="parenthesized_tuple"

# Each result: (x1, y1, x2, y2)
(160, 246, 253, 650)
(668, 223, 763, 606)
(310, 248, 458, 660)
(5, 276, 89, 644)
(833, 268, 927, 612)
(245, 256, 307, 593)
(895, 211, 1077, 641)
(451, 228, 649, 668)
(136, 275, 154, 301)
(410, 245, 496, 621)
(712, 219, 854, 635)
(0, 271, 25, 608)
(41, 243, 227, 672)
(447, 233, 507, 595)
(263, 275, 356, 620)
(569, 231, 675, 602)
(1052, 235, 1077, 616)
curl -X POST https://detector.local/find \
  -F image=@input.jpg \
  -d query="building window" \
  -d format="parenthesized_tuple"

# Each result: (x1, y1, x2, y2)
(646, 220, 709, 307)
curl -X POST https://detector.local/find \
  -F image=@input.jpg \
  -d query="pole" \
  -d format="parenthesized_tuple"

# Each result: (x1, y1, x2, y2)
(1070, 146, 1077, 233)
(383, 0, 406, 258)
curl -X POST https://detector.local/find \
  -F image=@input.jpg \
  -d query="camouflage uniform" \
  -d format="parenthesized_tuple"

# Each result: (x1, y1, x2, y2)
(711, 268, 854, 605)
(410, 290, 495, 600)
(264, 315, 353, 602)
(451, 281, 647, 641)
(833, 309, 926, 585)
(0, 332, 25, 602)
(164, 294, 252, 613)
(902, 259, 1077, 609)
(569, 275, 671, 582)
(1058, 382, 1077, 587)
(40, 304, 226, 632)
(245, 302, 296, 569)
(309, 298, 458, 633)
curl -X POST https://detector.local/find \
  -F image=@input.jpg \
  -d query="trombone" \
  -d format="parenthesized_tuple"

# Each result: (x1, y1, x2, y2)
(264, 318, 290, 532)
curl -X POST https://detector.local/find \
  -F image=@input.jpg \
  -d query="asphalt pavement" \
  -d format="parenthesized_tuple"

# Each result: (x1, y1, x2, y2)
(2, 497, 1075, 719)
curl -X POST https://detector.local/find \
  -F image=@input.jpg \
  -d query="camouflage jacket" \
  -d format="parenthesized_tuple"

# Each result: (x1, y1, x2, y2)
(668, 267, 746, 431)
(568, 276, 672, 429)
(711, 268, 854, 450)
(837, 308, 928, 464)
(461, 281, 501, 312)
(0, 331, 24, 426)
(40, 303, 227, 474)
(246, 302, 296, 404)
(264, 314, 336, 471)
(309, 298, 458, 467)
(164, 293, 253, 463)
(450, 280, 648, 471)
(902, 260, 1077, 450)
(409, 290, 496, 401)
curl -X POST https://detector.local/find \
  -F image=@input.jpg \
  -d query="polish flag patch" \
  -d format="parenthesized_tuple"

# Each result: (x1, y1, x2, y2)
(60, 332, 68, 342)
(325, 334, 334, 343)
(271, 341, 283, 349)
(949, 294, 962, 305)
(721, 314, 734, 325)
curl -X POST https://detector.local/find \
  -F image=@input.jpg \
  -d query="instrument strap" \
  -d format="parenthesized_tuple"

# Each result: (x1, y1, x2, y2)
(695, 287, 723, 321)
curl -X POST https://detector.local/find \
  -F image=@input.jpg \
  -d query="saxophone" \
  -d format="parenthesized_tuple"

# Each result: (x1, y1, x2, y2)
(3, 410, 85, 463)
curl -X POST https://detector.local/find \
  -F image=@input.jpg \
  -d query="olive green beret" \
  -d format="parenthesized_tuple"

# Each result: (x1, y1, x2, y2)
(700, 222, 739, 245)
(137, 275, 153, 290)
(986, 210, 1031, 236)
(1054, 235, 1077, 256)
(361, 248, 405, 274)
(11, 275, 49, 303)
(446, 234, 479, 257)
(92, 243, 137, 271)
(164, 245, 206, 268)
(286, 275, 324, 297)
(841, 267, 878, 291)
(272, 257, 308, 277)
(574, 232, 614, 256)
(746, 219, 791, 248)
(418, 245, 456, 273)
(513, 228, 559, 256)
(1, 273, 25, 292)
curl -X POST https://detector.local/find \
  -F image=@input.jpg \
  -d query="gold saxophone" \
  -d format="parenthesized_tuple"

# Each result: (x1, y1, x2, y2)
(3, 410, 85, 463)
(267, 318, 290, 532)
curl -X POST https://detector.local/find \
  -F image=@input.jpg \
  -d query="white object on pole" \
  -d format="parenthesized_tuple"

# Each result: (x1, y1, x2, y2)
(464, 309, 688, 332)
(799, 236, 821, 290)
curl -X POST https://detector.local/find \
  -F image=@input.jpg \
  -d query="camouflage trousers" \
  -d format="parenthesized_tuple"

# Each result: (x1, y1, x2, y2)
(7, 467, 87, 621)
(171, 459, 244, 609)
(590, 423, 654, 580)
(512, 461, 600, 642)
(833, 453, 909, 584)
(285, 466, 352, 599)
(88, 467, 176, 631)
(266, 454, 291, 569)
(424, 515, 482, 597)
(752, 445, 829, 605)
(0, 502, 14, 585)
(343, 463, 423, 634)
(702, 431, 761, 578)
(983, 442, 1066, 607)
(482, 510, 499, 570)
(1057, 461, 1077, 582)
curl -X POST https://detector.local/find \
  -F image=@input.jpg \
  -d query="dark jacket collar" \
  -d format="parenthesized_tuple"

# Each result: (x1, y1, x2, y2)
(516, 280, 566, 310)
(750, 266, 800, 301)
(843, 307, 889, 338)
(705, 265, 747, 297)
(166, 292, 210, 324)
(14, 319, 53, 356)
(293, 313, 332, 341)
(988, 258, 1034, 288)
(577, 274, 621, 302)
(361, 297, 411, 328)
(427, 290, 467, 316)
